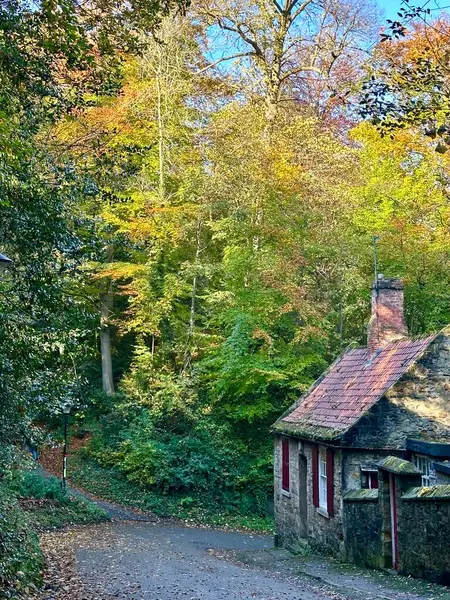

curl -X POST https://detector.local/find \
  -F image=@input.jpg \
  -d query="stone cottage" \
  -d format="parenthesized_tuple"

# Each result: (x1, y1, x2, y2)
(272, 276, 450, 565)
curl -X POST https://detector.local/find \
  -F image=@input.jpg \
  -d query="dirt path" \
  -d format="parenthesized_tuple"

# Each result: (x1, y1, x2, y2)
(36, 520, 450, 600)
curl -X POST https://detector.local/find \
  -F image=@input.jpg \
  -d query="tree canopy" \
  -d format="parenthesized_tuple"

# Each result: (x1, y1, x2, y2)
(2, 3, 450, 581)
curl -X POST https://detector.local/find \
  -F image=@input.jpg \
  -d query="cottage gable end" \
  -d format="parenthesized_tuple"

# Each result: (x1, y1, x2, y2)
(386, 331, 450, 441)
(342, 330, 450, 449)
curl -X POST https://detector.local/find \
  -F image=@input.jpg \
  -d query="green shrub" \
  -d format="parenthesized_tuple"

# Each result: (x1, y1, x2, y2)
(10, 470, 109, 530)
(0, 487, 42, 598)
(28, 496, 108, 530)
(69, 455, 273, 532)
(85, 409, 273, 517)
(14, 471, 68, 504)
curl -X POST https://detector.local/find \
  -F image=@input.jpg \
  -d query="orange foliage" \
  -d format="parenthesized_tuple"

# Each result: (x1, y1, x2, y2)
(378, 18, 450, 67)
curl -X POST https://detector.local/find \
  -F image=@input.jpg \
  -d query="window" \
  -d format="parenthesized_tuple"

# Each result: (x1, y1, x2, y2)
(361, 469, 379, 489)
(318, 446, 328, 509)
(282, 438, 290, 492)
(413, 455, 436, 487)
(312, 445, 334, 516)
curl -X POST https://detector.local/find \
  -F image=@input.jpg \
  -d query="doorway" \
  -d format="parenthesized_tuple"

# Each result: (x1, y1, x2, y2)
(389, 473, 399, 570)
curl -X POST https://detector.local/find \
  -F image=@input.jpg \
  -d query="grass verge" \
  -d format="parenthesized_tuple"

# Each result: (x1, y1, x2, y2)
(68, 455, 273, 533)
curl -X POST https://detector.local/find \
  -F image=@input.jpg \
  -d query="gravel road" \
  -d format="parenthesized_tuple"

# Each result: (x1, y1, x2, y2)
(37, 520, 450, 600)
(34, 485, 450, 600)
(73, 521, 314, 600)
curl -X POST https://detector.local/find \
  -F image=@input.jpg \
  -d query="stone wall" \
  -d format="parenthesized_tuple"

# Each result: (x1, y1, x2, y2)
(274, 436, 302, 548)
(275, 434, 450, 584)
(343, 490, 383, 569)
(274, 436, 345, 555)
(302, 441, 344, 556)
(399, 487, 450, 584)
(342, 450, 396, 491)
(342, 462, 450, 584)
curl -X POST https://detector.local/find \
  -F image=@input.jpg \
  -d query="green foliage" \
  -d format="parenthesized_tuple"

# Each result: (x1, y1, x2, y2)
(4, 0, 450, 590)
(69, 455, 273, 532)
(349, 123, 450, 336)
(83, 399, 272, 516)
(0, 488, 42, 598)
(14, 472, 68, 503)
(0, 0, 101, 466)
(10, 470, 109, 530)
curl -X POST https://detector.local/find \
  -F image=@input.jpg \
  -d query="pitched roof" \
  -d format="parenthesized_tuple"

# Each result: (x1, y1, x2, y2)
(273, 335, 437, 440)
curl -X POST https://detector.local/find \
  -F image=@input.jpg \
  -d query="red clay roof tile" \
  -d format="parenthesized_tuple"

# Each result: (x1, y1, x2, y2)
(280, 335, 436, 434)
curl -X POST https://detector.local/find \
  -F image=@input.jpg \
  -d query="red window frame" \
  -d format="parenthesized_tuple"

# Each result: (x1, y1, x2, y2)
(362, 470, 378, 489)
(282, 438, 290, 492)
(312, 445, 334, 516)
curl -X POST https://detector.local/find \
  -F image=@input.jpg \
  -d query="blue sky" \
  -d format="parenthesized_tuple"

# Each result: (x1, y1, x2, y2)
(377, 0, 450, 21)
(378, 0, 406, 20)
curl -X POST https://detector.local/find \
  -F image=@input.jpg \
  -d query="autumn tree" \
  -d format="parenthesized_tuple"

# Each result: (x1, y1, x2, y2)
(360, 10, 450, 150)
(348, 123, 450, 332)
(52, 15, 211, 393)
(196, 0, 379, 121)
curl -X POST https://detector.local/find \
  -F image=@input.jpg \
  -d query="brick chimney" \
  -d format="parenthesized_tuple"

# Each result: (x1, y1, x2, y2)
(367, 276, 408, 355)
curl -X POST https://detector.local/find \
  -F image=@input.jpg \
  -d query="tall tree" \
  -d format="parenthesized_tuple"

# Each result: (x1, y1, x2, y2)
(348, 122, 450, 333)
(53, 15, 210, 391)
(0, 0, 94, 461)
(197, 0, 379, 121)
(359, 11, 450, 150)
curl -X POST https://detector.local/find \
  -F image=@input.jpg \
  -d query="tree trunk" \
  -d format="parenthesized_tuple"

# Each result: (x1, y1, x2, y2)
(156, 45, 165, 202)
(181, 220, 202, 374)
(100, 244, 115, 395)
(100, 283, 115, 395)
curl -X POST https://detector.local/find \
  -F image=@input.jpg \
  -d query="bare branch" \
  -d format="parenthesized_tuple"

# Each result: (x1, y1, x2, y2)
(292, 0, 315, 21)
(272, 0, 284, 14)
(216, 18, 264, 57)
(279, 65, 324, 82)
(194, 52, 256, 74)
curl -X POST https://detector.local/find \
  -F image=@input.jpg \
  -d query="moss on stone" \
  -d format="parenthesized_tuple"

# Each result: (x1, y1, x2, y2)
(343, 489, 379, 502)
(271, 420, 340, 441)
(377, 456, 421, 475)
(402, 484, 450, 501)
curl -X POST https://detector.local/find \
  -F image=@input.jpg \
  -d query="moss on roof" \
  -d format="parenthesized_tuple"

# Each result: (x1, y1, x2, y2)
(271, 420, 340, 441)
(402, 485, 450, 501)
(377, 456, 421, 475)
(343, 489, 379, 502)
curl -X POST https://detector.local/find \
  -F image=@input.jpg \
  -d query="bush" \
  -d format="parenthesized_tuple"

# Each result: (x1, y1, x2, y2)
(86, 409, 273, 517)
(10, 470, 109, 530)
(0, 487, 42, 598)
(69, 455, 273, 532)
(14, 471, 68, 504)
